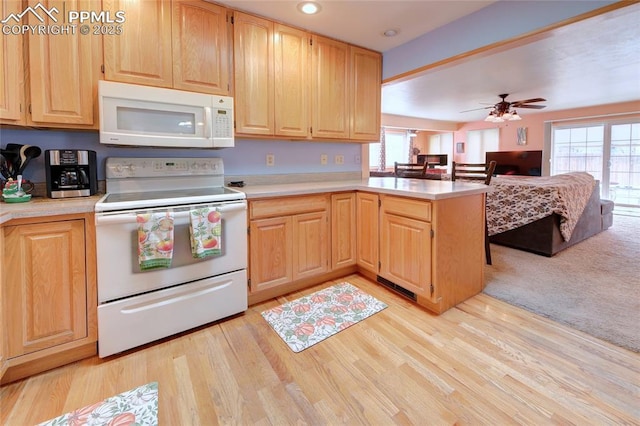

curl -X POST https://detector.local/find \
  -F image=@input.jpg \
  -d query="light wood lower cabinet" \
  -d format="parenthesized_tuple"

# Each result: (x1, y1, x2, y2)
(356, 192, 379, 273)
(0, 223, 5, 378)
(249, 216, 293, 291)
(1, 213, 97, 384)
(249, 195, 329, 294)
(378, 193, 485, 313)
(380, 196, 432, 297)
(247, 190, 484, 315)
(331, 192, 357, 269)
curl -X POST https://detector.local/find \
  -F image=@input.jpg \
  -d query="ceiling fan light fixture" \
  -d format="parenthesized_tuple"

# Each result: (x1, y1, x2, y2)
(297, 1, 321, 15)
(510, 110, 522, 121)
(484, 111, 496, 122)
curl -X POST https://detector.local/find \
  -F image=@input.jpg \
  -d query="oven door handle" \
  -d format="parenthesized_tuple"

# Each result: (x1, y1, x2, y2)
(95, 202, 246, 226)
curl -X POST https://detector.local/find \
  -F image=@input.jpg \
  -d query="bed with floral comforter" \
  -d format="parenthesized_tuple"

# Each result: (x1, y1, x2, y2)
(486, 172, 597, 241)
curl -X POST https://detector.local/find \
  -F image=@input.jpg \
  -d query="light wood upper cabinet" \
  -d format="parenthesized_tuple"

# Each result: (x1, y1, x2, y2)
(27, 0, 101, 126)
(311, 35, 350, 140)
(4, 220, 88, 358)
(103, 0, 173, 88)
(232, 14, 378, 141)
(350, 46, 381, 140)
(233, 12, 274, 135)
(331, 192, 357, 269)
(1, 0, 101, 127)
(172, 0, 230, 94)
(273, 23, 309, 138)
(356, 192, 379, 273)
(0, 1, 24, 123)
(104, 0, 230, 94)
(233, 13, 309, 137)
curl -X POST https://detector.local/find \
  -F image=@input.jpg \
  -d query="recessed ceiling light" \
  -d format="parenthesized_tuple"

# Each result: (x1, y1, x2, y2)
(383, 29, 398, 37)
(297, 2, 321, 15)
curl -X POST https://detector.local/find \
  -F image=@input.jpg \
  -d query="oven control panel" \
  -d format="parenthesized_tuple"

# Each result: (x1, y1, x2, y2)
(106, 157, 223, 179)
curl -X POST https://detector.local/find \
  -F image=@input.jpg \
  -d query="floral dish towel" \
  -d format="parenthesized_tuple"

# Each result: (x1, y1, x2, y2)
(137, 212, 174, 270)
(189, 207, 222, 258)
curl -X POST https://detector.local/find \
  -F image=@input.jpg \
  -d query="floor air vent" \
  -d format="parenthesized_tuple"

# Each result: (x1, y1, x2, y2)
(376, 276, 417, 302)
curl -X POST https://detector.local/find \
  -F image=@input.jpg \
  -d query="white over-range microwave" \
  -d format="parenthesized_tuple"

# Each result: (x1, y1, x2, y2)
(98, 80, 234, 148)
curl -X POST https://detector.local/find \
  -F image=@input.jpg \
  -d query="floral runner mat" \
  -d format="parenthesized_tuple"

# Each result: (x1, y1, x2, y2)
(261, 282, 388, 353)
(38, 382, 158, 426)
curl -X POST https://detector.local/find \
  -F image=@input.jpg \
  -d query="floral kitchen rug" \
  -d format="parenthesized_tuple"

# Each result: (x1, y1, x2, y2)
(261, 282, 388, 353)
(38, 381, 158, 426)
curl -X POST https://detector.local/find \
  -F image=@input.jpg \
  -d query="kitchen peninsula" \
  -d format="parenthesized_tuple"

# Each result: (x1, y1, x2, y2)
(243, 178, 490, 315)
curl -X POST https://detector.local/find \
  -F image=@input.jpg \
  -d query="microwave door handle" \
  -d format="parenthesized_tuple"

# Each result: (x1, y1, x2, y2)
(204, 107, 213, 139)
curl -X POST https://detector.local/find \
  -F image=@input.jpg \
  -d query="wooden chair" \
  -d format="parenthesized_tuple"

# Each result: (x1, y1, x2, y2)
(394, 162, 428, 178)
(451, 160, 497, 265)
(451, 161, 497, 185)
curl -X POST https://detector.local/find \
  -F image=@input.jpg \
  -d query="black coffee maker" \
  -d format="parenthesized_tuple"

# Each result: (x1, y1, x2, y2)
(45, 149, 98, 198)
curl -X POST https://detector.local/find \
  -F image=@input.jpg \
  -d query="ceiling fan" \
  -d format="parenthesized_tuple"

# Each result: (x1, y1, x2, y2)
(462, 94, 547, 122)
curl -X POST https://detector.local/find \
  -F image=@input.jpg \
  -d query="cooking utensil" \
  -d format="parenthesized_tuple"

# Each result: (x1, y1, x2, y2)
(1, 150, 19, 177)
(2, 143, 23, 178)
(16, 175, 25, 196)
(17, 145, 42, 175)
(19, 145, 31, 167)
(0, 153, 10, 179)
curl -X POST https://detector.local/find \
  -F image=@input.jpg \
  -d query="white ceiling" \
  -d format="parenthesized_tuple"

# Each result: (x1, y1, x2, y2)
(214, 1, 640, 124)
(214, 1, 496, 52)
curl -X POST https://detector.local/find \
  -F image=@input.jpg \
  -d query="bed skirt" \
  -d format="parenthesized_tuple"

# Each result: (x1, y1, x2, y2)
(489, 183, 610, 256)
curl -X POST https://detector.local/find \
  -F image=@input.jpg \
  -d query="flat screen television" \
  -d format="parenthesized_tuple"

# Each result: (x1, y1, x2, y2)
(485, 150, 542, 176)
(417, 154, 447, 168)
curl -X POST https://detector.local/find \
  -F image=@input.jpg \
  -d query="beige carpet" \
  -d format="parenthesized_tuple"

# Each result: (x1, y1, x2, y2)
(484, 213, 639, 353)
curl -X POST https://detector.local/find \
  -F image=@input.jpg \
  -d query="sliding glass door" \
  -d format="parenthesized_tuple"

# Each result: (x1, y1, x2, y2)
(551, 120, 640, 207)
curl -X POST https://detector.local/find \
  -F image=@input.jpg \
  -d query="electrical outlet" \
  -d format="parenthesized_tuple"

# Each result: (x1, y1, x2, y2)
(266, 154, 275, 166)
(335, 155, 344, 165)
(320, 154, 328, 165)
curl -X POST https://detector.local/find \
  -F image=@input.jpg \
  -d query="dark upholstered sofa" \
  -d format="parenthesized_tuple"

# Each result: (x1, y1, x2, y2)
(489, 181, 614, 256)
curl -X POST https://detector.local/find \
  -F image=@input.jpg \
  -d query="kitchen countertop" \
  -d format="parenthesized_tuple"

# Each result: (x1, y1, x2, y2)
(241, 177, 490, 200)
(0, 194, 104, 225)
(0, 178, 489, 224)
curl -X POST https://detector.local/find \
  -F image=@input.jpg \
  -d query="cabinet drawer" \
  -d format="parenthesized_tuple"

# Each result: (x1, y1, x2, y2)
(381, 196, 431, 222)
(250, 194, 329, 219)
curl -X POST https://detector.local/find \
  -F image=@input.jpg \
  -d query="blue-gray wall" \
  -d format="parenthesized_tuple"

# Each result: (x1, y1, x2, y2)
(0, 128, 362, 183)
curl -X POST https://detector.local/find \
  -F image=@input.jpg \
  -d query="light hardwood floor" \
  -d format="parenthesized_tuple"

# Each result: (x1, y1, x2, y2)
(2, 274, 639, 425)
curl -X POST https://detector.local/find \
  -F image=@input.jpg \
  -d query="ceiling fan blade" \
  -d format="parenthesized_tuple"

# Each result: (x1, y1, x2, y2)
(459, 106, 493, 113)
(510, 98, 546, 106)
(515, 104, 546, 109)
